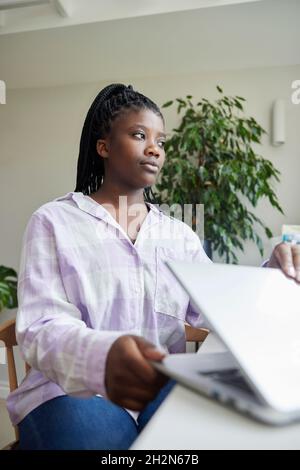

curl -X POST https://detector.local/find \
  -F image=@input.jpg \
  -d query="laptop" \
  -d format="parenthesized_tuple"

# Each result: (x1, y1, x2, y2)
(152, 262, 300, 425)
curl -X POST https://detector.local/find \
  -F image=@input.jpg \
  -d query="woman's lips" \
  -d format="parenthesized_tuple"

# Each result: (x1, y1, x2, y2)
(140, 163, 159, 173)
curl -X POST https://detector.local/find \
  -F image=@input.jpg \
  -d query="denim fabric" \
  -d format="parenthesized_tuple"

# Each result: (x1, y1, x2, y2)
(18, 380, 176, 450)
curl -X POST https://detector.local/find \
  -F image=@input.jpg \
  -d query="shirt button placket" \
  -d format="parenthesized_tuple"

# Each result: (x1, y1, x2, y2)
(133, 250, 141, 294)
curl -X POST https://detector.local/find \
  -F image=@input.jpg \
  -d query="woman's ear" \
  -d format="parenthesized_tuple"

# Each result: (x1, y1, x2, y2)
(96, 139, 109, 159)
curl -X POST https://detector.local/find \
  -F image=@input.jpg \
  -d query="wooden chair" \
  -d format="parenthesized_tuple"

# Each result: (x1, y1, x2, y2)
(185, 324, 209, 351)
(0, 318, 30, 450)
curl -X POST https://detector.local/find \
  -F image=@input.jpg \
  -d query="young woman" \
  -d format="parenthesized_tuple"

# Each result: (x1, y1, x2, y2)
(7, 84, 300, 450)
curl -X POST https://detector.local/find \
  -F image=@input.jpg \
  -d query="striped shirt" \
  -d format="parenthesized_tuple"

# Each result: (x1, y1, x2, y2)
(7, 191, 210, 425)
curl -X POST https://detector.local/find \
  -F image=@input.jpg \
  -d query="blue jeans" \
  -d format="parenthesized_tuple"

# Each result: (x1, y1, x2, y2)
(18, 380, 176, 450)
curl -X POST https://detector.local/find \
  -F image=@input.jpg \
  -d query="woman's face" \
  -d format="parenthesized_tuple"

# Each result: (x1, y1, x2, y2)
(97, 108, 166, 190)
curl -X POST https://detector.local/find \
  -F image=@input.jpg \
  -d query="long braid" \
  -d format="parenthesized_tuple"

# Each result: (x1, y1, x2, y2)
(75, 83, 163, 203)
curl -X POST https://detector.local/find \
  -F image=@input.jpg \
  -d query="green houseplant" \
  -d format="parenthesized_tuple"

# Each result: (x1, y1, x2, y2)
(0, 265, 18, 313)
(155, 87, 283, 263)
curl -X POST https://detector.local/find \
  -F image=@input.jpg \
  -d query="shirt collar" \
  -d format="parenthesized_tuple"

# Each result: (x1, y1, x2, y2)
(54, 191, 162, 222)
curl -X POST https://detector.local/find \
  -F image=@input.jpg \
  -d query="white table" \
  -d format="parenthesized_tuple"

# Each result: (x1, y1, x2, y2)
(131, 335, 300, 450)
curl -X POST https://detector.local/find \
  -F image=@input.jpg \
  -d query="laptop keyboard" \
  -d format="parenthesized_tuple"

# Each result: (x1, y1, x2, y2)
(200, 368, 256, 397)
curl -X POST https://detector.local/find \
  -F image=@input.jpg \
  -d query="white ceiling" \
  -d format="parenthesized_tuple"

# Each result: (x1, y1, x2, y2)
(0, 0, 262, 34)
(0, 0, 299, 90)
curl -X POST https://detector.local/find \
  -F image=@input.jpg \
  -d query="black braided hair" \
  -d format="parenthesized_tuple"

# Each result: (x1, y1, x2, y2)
(74, 83, 163, 203)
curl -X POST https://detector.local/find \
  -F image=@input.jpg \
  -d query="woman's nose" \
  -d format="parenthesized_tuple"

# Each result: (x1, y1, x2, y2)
(145, 143, 160, 157)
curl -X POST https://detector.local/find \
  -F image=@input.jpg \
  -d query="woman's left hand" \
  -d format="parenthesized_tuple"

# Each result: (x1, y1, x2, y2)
(267, 242, 300, 283)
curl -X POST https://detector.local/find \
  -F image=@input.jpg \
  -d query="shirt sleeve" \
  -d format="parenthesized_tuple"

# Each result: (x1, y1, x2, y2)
(183, 226, 212, 329)
(16, 212, 127, 398)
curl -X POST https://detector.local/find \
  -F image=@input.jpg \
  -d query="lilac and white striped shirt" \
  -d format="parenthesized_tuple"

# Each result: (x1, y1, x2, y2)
(7, 191, 210, 425)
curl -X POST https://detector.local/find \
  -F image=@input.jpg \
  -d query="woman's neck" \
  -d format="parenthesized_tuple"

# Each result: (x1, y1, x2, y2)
(91, 181, 146, 209)
(89, 182, 150, 242)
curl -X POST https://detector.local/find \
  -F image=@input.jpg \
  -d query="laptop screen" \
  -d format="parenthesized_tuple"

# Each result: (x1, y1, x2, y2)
(166, 261, 300, 413)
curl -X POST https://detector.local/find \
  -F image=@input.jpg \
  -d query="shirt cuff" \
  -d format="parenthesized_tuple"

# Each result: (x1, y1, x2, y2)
(261, 259, 269, 267)
(84, 331, 130, 399)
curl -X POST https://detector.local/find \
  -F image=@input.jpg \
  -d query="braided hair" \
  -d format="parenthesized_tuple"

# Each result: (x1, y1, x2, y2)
(74, 83, 164, 203)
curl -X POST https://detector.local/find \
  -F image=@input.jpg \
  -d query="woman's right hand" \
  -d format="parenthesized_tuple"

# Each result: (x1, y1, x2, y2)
(105, 335, 169, 411)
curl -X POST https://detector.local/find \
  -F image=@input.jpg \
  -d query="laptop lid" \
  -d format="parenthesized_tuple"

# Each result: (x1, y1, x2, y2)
(166, 261, 300, 413)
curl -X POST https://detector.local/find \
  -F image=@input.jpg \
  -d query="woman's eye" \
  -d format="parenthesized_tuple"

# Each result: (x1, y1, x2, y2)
(132, 132, 165, 148)
(133, 132, 145, 139)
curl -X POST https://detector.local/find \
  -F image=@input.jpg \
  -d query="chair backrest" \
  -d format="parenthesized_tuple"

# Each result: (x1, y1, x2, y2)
(0, 318, 29, 442)
(0, 320, 207, 384)
(0, 319, 19, 393)
(185, 325, 209, 351)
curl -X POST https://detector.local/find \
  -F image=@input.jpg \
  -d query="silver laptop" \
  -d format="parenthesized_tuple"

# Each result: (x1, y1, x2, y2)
(153, 262, 300, 425)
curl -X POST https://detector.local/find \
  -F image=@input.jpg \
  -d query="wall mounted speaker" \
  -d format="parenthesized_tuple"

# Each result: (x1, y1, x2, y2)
(272, 99, 285, 146)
